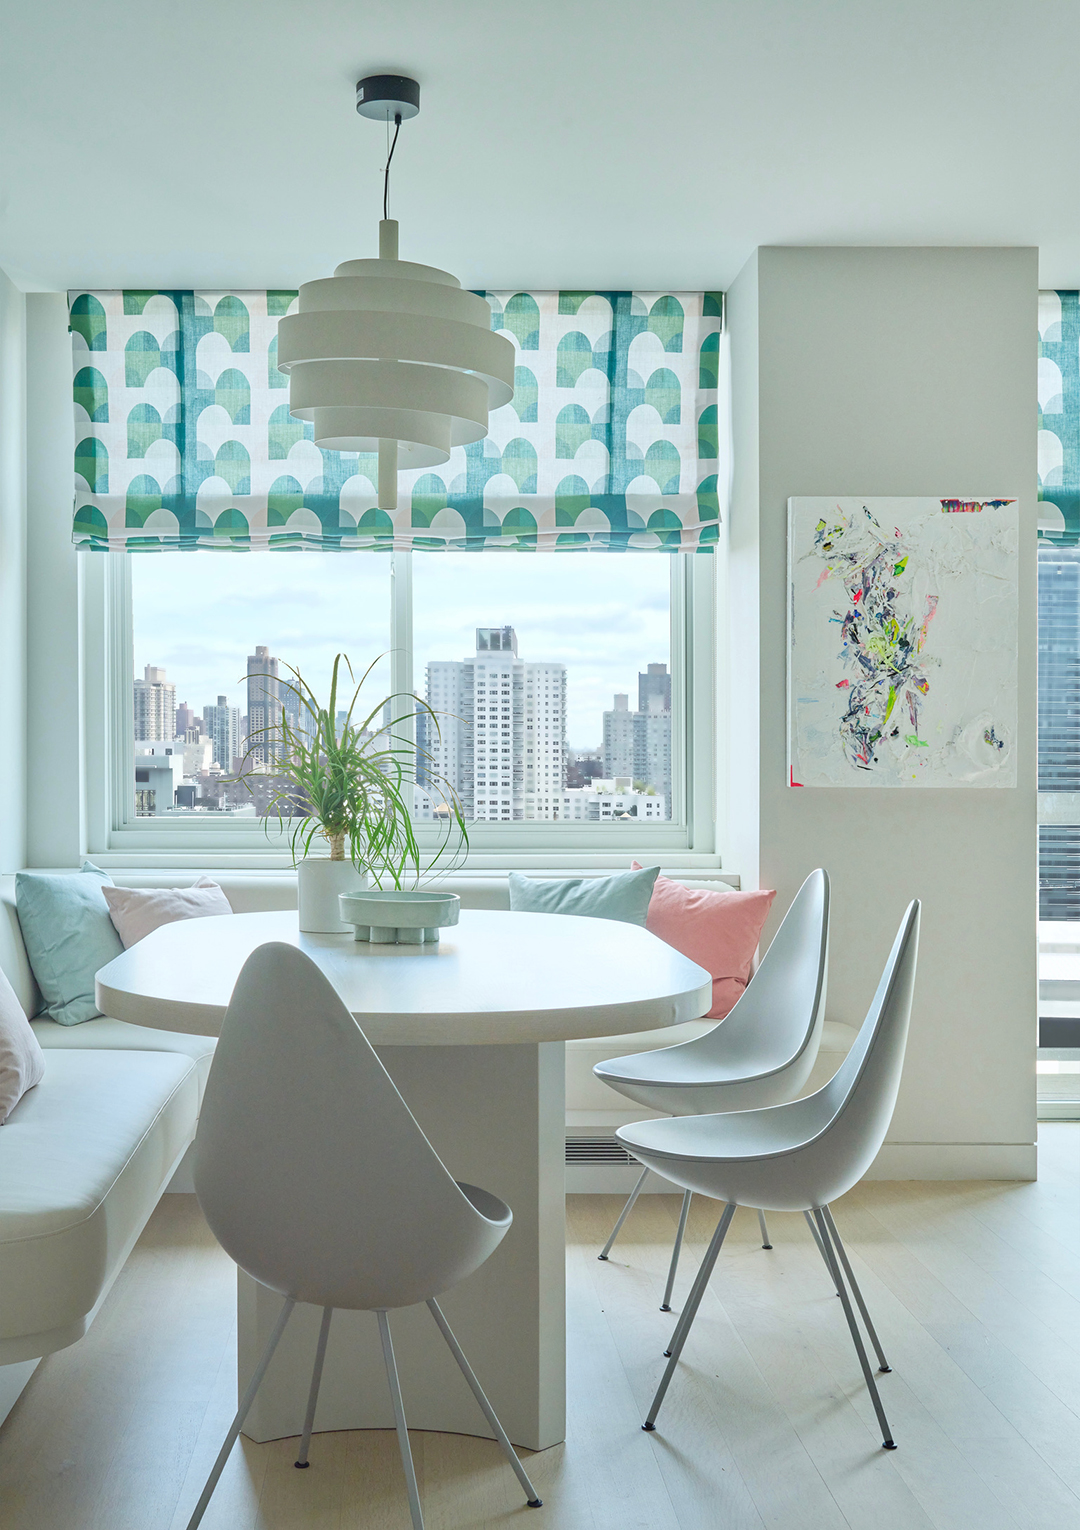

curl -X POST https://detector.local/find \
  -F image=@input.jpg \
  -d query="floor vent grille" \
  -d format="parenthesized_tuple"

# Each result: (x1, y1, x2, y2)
(565, 1134, 639, 1167)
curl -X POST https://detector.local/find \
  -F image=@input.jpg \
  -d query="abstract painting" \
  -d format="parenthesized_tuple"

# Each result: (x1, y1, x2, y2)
(788, 497, 1018, 787)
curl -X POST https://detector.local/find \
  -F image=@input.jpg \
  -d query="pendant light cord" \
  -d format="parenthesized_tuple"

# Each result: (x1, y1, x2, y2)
(383, 111, 402, 221)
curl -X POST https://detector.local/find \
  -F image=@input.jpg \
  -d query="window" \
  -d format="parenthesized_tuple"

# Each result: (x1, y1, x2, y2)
(72, 288, 724, 863)
(88, 549, 717, 863)
(1038, 545, 1080, 918)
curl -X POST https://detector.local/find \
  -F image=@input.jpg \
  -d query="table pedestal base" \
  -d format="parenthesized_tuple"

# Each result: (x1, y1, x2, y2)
(239, 1041, 566, 1453)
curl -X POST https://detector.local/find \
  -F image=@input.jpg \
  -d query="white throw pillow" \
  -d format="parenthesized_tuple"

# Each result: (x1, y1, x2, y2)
(102, 878, 233, 948)
(0, 964, 45, 1124)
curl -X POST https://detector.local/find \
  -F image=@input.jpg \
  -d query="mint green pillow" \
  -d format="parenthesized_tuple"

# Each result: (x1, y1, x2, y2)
(508, 866, 660, 927)
(15, 861, 124, 1025)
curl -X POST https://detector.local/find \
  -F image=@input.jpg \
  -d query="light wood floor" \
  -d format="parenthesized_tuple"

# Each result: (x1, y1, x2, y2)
(3, 1129, 1080, 1529)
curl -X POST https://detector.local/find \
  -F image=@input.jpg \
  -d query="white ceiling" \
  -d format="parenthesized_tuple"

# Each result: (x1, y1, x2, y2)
(2, 0, 1078, 293)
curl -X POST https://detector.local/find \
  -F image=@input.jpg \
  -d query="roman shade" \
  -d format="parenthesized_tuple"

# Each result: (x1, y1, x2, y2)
(70, 289, 723, 553)
(1040, 289, 1080, 547)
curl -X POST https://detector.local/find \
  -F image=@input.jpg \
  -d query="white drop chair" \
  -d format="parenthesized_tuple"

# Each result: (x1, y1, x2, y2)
(594, 867, 830, 1307)
(185, 941, 541, 1530)
(619, 899, 920, 1451)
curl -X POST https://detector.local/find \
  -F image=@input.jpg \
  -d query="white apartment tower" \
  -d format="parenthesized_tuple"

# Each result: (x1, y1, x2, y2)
(203, 695, 241, 771)
(601, 663, 672, 819)
(602, 694, 636, 779)
(133, 664, 176, 743)
(424, 627, 566, 822)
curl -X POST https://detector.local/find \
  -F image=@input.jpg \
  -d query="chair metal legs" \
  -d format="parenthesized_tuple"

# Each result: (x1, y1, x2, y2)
(186, 1298, 538, 1530)
(294, 1305, 334, 1468)
(804, 1210, 841, 1293)
(603, 1173, 768, 1314)
(598, 1164, 651, 1259)
(375, 1304, 543, 1530)
(644, 1202, 737, 1430)
(659, 1189, 692, 1311)
(378, 1310, 425, 1530)
(822, 1206, 890, 1372)
(185, 1296, 295, 1530)
(641, 1205, 896, 1451)
(811, 1209, 896, 1450)
(427, 1299, 542, 1507)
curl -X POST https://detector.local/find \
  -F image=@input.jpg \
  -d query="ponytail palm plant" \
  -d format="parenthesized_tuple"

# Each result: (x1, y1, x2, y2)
(237, 654, 467, 889)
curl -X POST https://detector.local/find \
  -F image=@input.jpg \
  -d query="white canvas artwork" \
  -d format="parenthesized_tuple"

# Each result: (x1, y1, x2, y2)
(788, 497, 1018, 787)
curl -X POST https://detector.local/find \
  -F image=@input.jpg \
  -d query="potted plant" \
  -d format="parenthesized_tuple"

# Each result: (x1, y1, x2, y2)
(237, 654, 467, 933)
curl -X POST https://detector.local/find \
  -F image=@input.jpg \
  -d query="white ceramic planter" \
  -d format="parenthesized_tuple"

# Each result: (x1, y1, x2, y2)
(338, 889, 461, 945)
(297, 858, 367, 934)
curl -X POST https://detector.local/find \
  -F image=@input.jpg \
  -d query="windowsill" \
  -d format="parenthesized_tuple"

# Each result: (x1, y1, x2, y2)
(84, 849, 731, 877)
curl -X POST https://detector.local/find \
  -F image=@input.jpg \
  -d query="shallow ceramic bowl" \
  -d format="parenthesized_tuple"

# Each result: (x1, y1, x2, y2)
(338, 889, 461, 945)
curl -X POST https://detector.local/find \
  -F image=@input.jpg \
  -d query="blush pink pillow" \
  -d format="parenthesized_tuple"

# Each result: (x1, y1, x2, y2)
(632, 863, 776, 1019)
(102, 877, 233, 948)
(0, 963, 45, 1124)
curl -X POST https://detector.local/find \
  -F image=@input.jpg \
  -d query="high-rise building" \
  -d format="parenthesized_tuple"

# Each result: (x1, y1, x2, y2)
(133, 665, 176, 743)
(637, 664, 672, 819)
(245, 646, 301, 767)
(204, 695, 241, 771)
(639, 662, 672, 715)
(601, 663, 672, 819)
(176, 702, 196, 737)
(1038, 547, 1080, 918)
(602, 694, 636, 779)
(245, 647, 279, 767)
(424, 627, 566, 822)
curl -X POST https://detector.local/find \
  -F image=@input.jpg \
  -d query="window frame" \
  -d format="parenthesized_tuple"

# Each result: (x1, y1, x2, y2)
(82, 550, 719, 868)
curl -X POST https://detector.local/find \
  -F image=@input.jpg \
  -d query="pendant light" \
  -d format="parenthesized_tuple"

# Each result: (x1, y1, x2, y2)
(276, 74, 515, 512)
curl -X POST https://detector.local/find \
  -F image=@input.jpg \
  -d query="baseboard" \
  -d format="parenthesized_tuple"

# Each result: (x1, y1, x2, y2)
(566, 1163, 683, 1194)
(864, 1142, 1037, 1180)
(565, 1141, 1039, 1191)
(0, 1359, 39, 1430)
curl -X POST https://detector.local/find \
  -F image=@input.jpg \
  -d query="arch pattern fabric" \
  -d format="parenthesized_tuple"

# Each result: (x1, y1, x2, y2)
(70, 289, 724, 553)
(1039, 290, 1080, 547)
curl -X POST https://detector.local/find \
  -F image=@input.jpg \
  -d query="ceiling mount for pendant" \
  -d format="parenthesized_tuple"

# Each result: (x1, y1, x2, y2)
(355, 74, 421, 122)
(277, 73, 513, 515)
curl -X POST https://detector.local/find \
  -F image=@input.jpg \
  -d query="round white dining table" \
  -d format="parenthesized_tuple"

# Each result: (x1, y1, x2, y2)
(96, 908, 712, 1452)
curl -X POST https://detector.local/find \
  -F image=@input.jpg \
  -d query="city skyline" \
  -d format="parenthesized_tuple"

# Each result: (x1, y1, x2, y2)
(133, 653, 671, 760)
(133, 634, 672, 822)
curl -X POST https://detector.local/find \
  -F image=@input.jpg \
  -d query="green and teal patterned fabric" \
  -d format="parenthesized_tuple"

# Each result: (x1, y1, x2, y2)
(1039, 291, 1080, 546)
(70, 290, 724, 553)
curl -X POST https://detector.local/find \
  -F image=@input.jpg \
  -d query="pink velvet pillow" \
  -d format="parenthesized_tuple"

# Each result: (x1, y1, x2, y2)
(0, 964, 45, 1125)
(632, 863, 776, 1019)
(102, 877, 233, 948)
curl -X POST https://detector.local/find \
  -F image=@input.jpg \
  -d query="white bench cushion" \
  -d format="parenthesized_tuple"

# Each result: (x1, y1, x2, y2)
(31, 1017, 216, 1101)
(0, 1049, 199, 1363)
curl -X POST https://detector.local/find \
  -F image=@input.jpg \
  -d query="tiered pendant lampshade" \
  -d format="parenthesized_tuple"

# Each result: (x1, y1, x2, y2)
(276, 77, 515, 512)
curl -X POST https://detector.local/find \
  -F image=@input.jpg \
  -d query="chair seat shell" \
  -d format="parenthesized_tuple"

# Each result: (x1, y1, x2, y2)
(194, 943, 512, 1311)
(594, 868, 830, 1118)
(619, 901, 921, 1214)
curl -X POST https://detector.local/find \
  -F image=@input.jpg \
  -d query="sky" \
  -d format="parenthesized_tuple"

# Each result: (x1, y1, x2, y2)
(132, 553, 671, 749)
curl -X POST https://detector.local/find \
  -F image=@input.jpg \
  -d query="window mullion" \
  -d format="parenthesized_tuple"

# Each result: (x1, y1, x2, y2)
(109, 553, 135, 834)
(687, 552, 717, 854)
(390, 550, 415, 753)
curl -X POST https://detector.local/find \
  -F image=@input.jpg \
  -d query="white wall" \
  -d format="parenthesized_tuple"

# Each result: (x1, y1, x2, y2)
(724, 254, 759, 892)
(25, 293, 82, 869)
(728, 247, 1038, 1179)
(0, 269, 27, 873)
